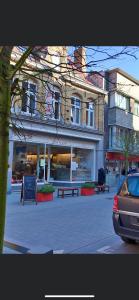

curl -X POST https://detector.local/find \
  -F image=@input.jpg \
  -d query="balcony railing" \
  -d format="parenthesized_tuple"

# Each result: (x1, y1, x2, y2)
(108, 107, 139, 131)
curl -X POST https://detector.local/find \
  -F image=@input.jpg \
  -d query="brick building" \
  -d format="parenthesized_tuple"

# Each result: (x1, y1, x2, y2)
(8, 47, 107, 192)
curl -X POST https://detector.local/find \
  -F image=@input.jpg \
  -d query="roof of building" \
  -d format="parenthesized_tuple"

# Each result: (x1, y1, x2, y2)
(107, 68, 139, 85)
(67, 57, 107, 94)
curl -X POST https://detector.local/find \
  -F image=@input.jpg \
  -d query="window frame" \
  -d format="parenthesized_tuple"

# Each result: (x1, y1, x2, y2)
(21, 80, 37, 115)
(134, 101, 139, 116)
(86, 101, 95, 128)
(109, 126, 113, 148)
(71, 96, 81, 125)
(116, 92, 130, 111)
(51, 52, 60, 71)
(45, 86, 61, 121)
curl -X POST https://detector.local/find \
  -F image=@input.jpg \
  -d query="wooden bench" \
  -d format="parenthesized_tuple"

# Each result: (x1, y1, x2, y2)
(95, 184, 109, 193)
(57, 187, 79, 198)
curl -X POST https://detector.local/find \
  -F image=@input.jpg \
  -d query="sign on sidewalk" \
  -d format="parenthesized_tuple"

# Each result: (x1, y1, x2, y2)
(20, 175, 37, 205)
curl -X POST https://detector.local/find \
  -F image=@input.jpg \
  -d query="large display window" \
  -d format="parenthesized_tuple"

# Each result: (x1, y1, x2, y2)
(12, 142, 48, 184)
(12, 142, 94, 184)
(72, 148, 93, 181)
(50, 146, 71, 181)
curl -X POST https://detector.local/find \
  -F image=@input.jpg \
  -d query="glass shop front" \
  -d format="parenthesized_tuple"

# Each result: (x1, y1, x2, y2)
(12, 142, 94, 184)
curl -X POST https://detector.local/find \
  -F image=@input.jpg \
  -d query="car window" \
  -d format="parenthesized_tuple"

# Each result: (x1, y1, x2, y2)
(127, 176, 139, 197)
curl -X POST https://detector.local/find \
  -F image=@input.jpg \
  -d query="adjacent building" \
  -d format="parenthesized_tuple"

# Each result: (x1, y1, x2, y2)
(88, 68, 139, 186)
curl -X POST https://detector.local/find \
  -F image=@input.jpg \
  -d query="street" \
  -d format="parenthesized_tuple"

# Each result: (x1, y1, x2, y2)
(4, 188, 139, 254)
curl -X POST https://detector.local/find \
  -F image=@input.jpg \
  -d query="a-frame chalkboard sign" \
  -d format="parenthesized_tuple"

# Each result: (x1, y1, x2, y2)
(20, 175, 37, 205)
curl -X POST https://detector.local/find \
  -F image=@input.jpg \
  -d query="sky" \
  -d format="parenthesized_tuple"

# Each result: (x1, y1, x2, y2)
(68, 46, 139, 80)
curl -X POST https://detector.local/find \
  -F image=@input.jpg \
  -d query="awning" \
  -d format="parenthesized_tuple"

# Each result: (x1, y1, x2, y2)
(106, 152, 139, 162)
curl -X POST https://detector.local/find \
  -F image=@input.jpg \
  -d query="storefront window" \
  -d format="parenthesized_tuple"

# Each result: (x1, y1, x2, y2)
(12, 143, 94, 183)
(72, 148, 92, 181)
(50, 146, 71, 181)
(12, 142, 48, 184)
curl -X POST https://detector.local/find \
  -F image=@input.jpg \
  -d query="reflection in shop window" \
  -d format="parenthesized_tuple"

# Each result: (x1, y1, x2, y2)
(12, 142, 48, 184)
(50, 147, 71, 181)
(72, 148, 92, 181)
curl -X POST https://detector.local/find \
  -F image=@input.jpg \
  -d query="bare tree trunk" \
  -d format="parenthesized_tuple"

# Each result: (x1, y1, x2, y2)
(0, 46, 33, 253)
(0, 47, 12, 253)
(0, 76, 11, 253)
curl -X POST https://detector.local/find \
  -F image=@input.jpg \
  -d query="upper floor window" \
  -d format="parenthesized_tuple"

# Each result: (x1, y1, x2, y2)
(51, 52, 60, 71)
(134, 101, 139, 116)
(46, 86, 61, 120)
(115, 93, 130, 111)
(109, 127, 113, 148)
(22, 81, 36, 114)
(71, 96, 81, 124)
(86, 102, 94, 127)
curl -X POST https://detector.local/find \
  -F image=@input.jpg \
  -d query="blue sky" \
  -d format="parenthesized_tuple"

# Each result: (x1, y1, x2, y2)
(68, 46, 139, 80)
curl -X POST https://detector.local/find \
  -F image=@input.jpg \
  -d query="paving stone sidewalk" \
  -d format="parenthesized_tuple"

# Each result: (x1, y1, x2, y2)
(4, 187, 117, 254)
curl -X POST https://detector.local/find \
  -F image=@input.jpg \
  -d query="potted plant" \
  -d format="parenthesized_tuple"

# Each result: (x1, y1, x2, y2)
(81, 182, 96, 196)
(37, 184, 55, 202)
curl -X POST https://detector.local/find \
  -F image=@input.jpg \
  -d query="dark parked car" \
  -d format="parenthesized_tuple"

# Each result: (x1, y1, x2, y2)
(113, 173, 139, 244)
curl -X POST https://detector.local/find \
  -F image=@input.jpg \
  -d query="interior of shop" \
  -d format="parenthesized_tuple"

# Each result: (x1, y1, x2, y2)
(12, 142, 94, 184)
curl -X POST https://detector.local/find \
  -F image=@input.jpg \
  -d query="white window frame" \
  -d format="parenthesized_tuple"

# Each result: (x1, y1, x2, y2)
(21, 81, 37, 115)
(86, 102, 95, 128)
(134, 102, 139, 116)
(46, 86, 61, 120)
(71, 96, 81, 125)
(115, 92, 130, 111)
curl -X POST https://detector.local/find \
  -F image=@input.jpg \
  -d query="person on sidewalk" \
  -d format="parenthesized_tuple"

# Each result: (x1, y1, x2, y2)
(98, 167, 106, 191)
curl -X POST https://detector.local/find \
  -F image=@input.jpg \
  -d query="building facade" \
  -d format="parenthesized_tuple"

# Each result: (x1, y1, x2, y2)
(104, 69, 139, 185)
(8, 47, 107, 192)
(87, 68, 139, 186)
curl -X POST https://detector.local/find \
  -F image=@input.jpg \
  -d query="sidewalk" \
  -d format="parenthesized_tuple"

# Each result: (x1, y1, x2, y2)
(4, 187, 117, 254)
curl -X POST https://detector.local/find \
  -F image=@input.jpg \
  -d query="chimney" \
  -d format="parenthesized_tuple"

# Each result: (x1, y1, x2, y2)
(88, 71, 105, 89)
(74, 47, 86, 73)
